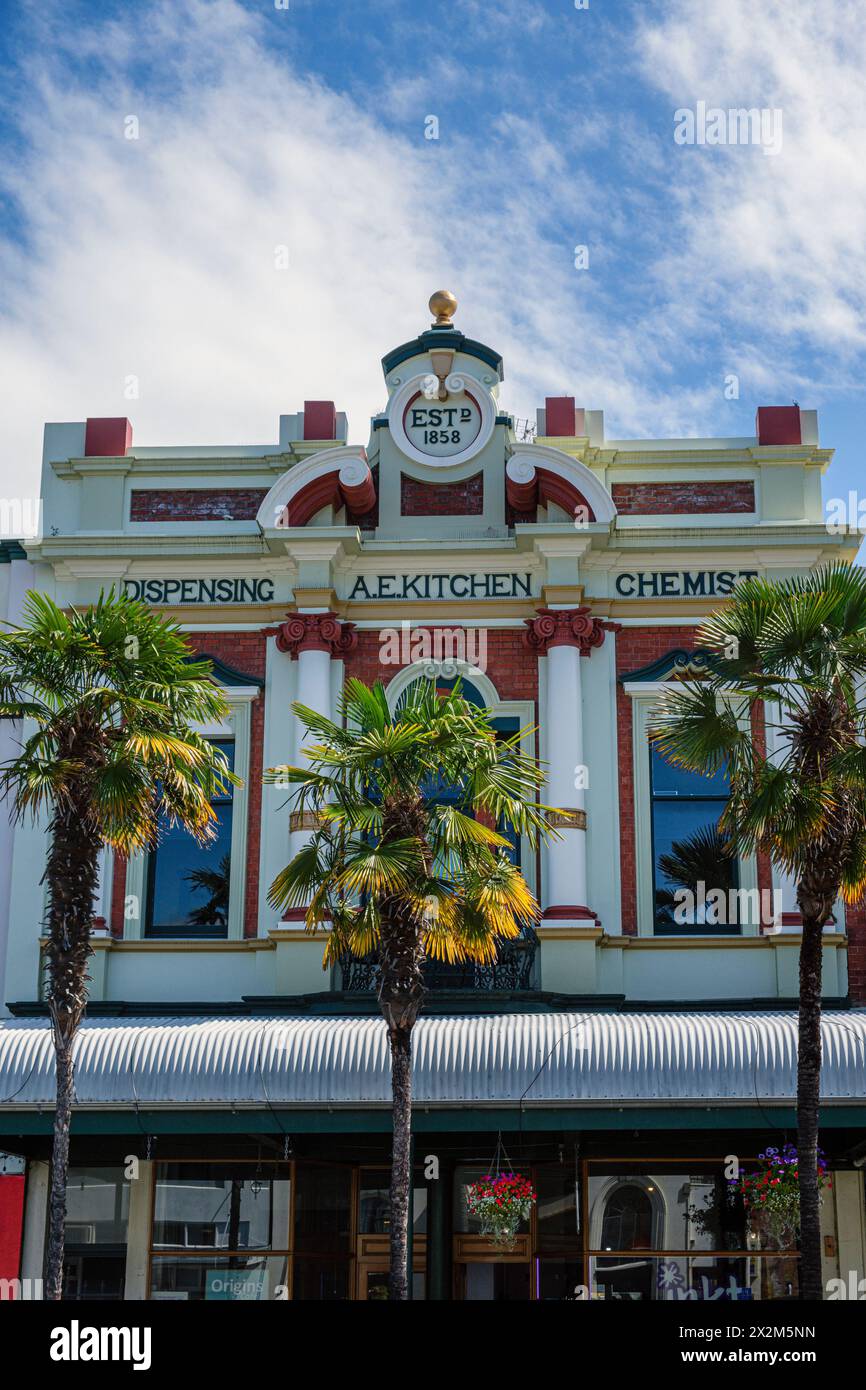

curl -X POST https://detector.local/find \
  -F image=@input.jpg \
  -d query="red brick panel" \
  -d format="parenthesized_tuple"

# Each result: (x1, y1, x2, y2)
(130, 489, 268, 522)
(344, 627, 538, 703)
(611, 481, 755, 515)
(400, 472, 483, 517)
(846, 903, 866, 1003)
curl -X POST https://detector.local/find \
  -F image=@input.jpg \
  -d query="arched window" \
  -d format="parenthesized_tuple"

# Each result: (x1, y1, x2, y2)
(600, 1184, 653, 1251)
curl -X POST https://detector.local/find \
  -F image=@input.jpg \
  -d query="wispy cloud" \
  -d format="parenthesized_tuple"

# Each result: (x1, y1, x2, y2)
(0, 0, 863, 503)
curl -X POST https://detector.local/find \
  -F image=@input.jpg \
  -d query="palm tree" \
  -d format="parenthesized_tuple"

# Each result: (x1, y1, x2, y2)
(649, 563, 866, 1300)
(0, 590, 237, 1299)
(655, 824, 736, 928)
(185, 852, 232, 928)
(265, 677, 554, 1299)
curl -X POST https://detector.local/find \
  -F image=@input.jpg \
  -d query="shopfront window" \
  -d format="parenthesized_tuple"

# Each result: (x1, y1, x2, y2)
(63, 1166, 130, 1301)
(152, 1163, 290, 1251)
(535, 1166, 580, 1254)
(149, 1161, 356, 1300)
(145, 739, 234, 938)
(293, 1163, 351, 1255)
(650, 747, 738, 935)
(589, 1255, 798, 1301)
(587, 1163, 798, 1301)
(358, 1168, 427, 1234)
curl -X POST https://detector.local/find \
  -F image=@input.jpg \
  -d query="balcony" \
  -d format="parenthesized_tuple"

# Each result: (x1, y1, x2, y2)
(339, 927, 539, 994)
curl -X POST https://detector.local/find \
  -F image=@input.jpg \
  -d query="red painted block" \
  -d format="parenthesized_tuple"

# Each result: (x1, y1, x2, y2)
(755, 406, 801, 446)
(303, 401, 337, 440)
(544, 397, 580, 437)
(0, 1175, 25, 1289)
(84, 417, 133, 456)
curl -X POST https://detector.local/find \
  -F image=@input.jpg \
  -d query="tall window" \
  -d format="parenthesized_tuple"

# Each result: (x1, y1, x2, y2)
(145, 739, 234, 939)
(650, 745, 738, 935)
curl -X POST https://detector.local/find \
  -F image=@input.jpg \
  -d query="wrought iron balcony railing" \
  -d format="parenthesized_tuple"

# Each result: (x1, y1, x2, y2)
(339, 927, 539, 993)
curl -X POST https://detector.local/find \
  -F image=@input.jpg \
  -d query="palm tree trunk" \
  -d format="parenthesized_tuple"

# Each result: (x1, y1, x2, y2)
(796, 912, 824, 1301)
(387, 1023, 413, 1301)
(45, 1040, 74, 1300)
(43, 794, 100, 1301)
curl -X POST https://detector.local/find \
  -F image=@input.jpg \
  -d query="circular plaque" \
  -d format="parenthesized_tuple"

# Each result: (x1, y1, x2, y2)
(402, 389, 482, 459)
(388, 373, 496, 468)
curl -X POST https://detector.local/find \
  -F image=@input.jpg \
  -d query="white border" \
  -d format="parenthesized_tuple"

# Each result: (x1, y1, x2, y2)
(387, 373, 497, 469)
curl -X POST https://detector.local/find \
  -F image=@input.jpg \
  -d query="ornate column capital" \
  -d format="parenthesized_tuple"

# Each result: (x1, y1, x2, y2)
(276, 611, 358, 658)
(523, 606, 619, 655)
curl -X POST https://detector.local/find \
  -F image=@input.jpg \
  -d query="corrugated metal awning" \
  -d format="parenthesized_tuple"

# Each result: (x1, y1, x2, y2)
(0, 1011, 865, 1110)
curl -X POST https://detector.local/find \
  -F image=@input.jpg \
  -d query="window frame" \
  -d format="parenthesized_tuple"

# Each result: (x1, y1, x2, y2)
(123, 685, 259, 941)
(624, 685, 759, 938)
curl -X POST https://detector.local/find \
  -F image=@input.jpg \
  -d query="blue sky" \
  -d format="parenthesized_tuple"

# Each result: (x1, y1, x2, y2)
(0, 0, 863, 525)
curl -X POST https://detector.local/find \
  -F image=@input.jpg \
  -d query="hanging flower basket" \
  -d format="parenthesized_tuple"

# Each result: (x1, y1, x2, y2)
(465, 1172, 536, 1251)
(728, 1144, 831, 1248)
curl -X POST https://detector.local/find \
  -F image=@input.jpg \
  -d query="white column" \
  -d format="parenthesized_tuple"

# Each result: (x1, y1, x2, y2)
(527, 607, 614, 925)
(19, 1160, 49, 1292)
(124, 1160, 155, 1299)
(545, 641, 589, 916)
(91, 845, 113, 935)
(289, 646, 333, 866)
(275, 613, 354, 924)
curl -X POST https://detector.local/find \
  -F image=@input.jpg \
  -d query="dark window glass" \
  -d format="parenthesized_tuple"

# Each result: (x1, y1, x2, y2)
(146, 739, 234, 938)
(537, 1259, 585, 1301)
(650, 744, 738, 935)
(358, 1169, 427, 1234)
(462, 1262, 531, 1300)
(536, 1166, 580, 1253)
(600, 1184, 653, 1251)
(291, 1258, 351, 1301)
(62, 1254, 126, 1301)
(293, 1164, 351, 1255)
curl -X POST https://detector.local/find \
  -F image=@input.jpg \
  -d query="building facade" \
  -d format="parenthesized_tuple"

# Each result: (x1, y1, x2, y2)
(1, 293, 865, 1301)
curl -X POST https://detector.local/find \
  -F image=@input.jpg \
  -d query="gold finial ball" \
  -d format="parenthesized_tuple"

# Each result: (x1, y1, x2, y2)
(429, 289, 458, 327)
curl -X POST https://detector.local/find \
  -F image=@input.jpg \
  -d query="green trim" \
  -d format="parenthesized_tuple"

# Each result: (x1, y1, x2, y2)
(6, 994, 853, 1018)
(619, 648, 719, 684)
(1, 1105, 865, 1137)
(0, 540, 28, 562)
(381, 330, 504, 380)
(185, 654, 264, 689)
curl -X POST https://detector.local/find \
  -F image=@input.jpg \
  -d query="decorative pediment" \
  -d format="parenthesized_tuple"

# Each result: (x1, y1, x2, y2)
(618, 648, 719, 684)
(256, 446, 375, 530)
(505, 444, 617, 525)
